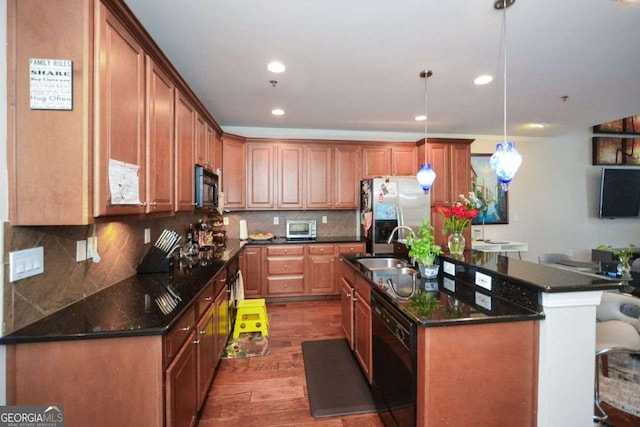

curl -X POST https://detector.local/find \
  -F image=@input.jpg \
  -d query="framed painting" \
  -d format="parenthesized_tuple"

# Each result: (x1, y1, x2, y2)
(592, 137, 640, 165)
(593, 115, 640, 135)
(470, 154, 508, 225)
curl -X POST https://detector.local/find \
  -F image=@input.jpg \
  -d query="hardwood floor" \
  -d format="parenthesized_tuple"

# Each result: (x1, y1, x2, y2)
(197, 299, 384, 426)
(197, 299, 640, 427)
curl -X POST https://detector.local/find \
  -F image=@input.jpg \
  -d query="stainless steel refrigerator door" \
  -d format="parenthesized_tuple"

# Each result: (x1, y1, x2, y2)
(397, 178, 430, 234)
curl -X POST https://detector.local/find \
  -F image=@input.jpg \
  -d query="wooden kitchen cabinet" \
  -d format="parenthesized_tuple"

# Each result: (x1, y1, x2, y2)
(240, 246, 263, 297)
(166, 330, 198, 427)
(222, 134, 246, 209)
(276, 145, 304, 209)
(213, 130, 223, 172)
(306, 244, 337, 294)
(95, 2, 147, 216)
(145, 56, 175, 213)
(175, 91, 196, 211)
(247, 143, 275, 209)
(391, 144, 418, 176)
(339, 262, 356, 346)
(305, 145, 333, 209)
(424, 139, 473, 248)
(362, 146, 391, 178)
(264, 245, 305, 296)
(195, 112, 208, 168)
(353, 273, 372, 383)
(334, 145, 362, 209)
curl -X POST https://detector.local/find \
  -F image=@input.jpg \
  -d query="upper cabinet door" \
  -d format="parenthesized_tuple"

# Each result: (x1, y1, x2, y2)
(221, 134, 246, 209)
(95, 4, 146, 216)
(247, 143, 274, 209)
(334, 145, 362, 209)
(391, 145, 418, 176)
(175, 91, 196, 211)
(277, 145, 304, 209)
(145, 57, 175, 214)
(195, 112, 208, 168)
(305, 145, 333, 209)
(362, 146, 391, 178)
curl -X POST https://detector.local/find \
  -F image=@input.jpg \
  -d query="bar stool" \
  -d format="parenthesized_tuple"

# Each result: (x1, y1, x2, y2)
(232, 298, 269, 338)
(594, 320, 640, 422)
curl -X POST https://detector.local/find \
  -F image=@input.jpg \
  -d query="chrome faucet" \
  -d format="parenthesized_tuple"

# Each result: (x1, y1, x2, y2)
(387, 226, 415, 244)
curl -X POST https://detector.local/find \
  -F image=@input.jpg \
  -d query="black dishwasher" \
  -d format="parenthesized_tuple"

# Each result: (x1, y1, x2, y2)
(371, 290, 417, 427)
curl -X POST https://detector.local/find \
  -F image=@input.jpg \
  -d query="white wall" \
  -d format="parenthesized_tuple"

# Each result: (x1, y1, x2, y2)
(472, 132, 640, 262)
(0, 0, 8, 405)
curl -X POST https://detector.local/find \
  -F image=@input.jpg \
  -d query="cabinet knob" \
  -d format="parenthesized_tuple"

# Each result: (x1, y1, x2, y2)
(284, 249, 288, 253)
(192, 339, 200, 345)
(180, 326, 191, 332)
(204, 296, 212, 301)
(200, 329, 207, 335)
(320, 248, 324, 252)
(150, 201, 157, 207)
(284, 265, 288, 269)
(140, 201, 147, 207)
(284, 283, 288, 288)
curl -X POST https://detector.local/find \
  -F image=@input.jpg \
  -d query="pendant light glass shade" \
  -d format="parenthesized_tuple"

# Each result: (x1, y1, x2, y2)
(417, 163, 436, 192)
(490, 142, 522, 191)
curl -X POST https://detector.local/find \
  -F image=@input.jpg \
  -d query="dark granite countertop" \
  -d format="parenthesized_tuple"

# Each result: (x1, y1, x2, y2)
(341, 253, 544, 327)
(0, 240, 245, 345)
(440, 251, 624, 293)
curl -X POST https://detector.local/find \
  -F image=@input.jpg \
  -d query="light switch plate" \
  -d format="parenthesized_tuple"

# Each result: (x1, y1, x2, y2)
(144, 228, 151, 244)
(273, 217, 279, 225)
(9, 247, 44, 282)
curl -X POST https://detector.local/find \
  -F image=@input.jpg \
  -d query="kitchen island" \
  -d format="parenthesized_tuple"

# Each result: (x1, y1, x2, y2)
(340, 251, 622, 426)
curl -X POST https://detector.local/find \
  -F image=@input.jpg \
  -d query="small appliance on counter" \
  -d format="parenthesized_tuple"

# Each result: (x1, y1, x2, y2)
(138, 229, 181, 274)
(285, 219, 316, 240)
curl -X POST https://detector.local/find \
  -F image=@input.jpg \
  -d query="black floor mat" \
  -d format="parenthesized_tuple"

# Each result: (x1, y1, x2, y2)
(301, 338, 377, 418)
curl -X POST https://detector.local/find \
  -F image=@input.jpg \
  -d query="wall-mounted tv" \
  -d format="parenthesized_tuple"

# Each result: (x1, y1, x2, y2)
(599, 167, 640, 218)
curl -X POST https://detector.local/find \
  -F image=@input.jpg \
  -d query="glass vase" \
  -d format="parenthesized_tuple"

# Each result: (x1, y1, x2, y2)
(618, 257, 632, 278)
(447, 232, 465, 255)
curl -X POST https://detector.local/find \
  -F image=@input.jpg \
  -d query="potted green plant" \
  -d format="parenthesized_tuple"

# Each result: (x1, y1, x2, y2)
(596, 243, 636, 278)
(406, 219, 442, 278)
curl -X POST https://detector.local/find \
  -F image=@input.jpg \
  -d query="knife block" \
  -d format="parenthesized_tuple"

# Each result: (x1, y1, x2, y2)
(137, 246, 173, 274)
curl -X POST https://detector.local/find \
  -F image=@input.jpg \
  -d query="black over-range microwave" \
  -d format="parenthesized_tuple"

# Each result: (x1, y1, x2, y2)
(195, 166, 219, 209)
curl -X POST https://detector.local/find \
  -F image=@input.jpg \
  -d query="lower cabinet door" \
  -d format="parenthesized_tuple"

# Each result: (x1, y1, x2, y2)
(354, 298, 372, 383)
(196, 309, 216, 407)
(166, 331, 198, 427)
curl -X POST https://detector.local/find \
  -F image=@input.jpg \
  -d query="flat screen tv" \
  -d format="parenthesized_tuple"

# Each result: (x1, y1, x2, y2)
(599, 167, 640, 218)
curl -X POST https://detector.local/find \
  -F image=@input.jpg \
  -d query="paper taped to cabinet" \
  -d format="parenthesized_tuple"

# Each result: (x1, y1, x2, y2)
(108, 159, 141, 205)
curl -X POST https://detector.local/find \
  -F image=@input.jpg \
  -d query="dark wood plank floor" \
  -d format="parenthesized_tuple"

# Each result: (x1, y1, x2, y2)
(197, 299, 384, 426)
(197, 299, 640, 427)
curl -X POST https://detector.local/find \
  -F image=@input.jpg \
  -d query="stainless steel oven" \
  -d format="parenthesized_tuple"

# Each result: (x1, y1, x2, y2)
(371, 290, 417, 426)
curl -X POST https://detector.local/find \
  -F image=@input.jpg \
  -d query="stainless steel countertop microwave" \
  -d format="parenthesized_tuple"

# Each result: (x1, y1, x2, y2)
(286, 220, 316, 240)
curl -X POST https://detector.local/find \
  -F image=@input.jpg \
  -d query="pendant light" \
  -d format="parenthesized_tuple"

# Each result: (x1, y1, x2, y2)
(490, 0, 522, 191)
(416, 70, 436, 193)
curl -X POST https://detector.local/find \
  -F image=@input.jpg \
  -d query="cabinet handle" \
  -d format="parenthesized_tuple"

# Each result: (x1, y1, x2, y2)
(180, 326, 191, 332)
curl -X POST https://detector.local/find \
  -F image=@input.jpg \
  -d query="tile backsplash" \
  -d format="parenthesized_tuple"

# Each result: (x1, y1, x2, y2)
(2, 210, 358, 334)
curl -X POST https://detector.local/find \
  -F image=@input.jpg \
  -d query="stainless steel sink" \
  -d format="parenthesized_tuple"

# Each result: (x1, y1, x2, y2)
(356, 257, 412, 270)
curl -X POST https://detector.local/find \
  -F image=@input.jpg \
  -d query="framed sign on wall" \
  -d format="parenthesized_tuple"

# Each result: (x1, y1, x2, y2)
(470, 154, 508, 225)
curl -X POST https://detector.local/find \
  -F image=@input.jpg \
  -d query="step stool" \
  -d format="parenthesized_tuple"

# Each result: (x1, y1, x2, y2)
(232, 298, 269, 338)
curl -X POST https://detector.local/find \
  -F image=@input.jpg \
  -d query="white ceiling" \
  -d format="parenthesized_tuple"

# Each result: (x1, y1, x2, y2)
(124, 0, 640, 139)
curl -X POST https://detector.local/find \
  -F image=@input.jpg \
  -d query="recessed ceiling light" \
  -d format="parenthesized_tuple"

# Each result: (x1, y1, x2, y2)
(532, 122, 547, 128)
(271, 108, 285, 116)
(267, 61, 286, 73)
(474, 74, 493, 85)
(415, 115, 427, 121)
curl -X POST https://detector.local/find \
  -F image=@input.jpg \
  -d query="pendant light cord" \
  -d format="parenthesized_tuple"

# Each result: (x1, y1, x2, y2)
(424, 71, 429, 161)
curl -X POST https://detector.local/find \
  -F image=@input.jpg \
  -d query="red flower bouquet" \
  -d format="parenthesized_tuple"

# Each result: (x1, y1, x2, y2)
(436, 195, 479, 235)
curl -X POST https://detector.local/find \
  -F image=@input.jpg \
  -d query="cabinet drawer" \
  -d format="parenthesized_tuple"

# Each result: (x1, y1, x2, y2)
(195, 282, 214, 320)
(338, 243, 366, 254)
(308, 244, 335, 255)
(267, 245, 304, 256)
(165, 306, 196, 364)
(267, 257, 304, 274)
(267, 276, 305, 294)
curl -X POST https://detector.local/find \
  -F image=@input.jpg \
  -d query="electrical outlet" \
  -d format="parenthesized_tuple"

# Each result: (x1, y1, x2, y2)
(76, 240, 88, 262)
(144, 228, 151, 244)
(223, 217, 229, 225)
(9, 247, 44, 282)
(322, 216, 327, 224)
(273, 217, 279, 225)
(88, 237, 98, 258)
